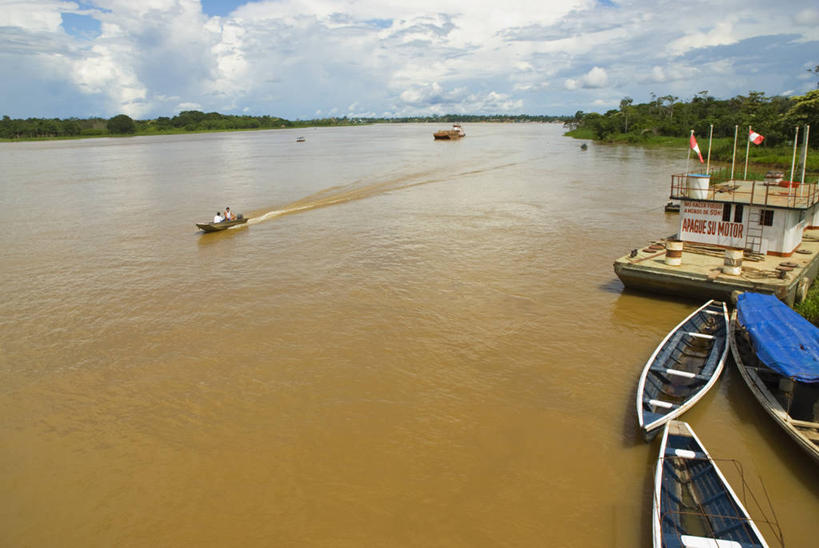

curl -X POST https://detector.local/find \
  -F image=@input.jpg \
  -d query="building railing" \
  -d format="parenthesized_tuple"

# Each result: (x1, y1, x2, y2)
(670, 174, 819, 209)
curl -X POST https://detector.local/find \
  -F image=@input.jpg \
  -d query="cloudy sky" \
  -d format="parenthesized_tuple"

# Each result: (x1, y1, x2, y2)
(1, 0, 817, 119)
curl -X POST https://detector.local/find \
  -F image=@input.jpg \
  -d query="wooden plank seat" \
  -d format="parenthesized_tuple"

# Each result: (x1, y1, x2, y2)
(665, 448, 708, 460)
(649, 366, 710, 382)
(648, 398, 678, 410)
(679, 534, 745, 548)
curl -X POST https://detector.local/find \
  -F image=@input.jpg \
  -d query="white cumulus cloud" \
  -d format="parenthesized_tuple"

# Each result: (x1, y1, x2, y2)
(0, 0, 818, 118)
(565, 66, 608, 90)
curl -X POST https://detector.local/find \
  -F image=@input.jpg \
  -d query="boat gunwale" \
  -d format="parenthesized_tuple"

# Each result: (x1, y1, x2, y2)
(652, 420, 769, 548)
(637, 300, 730, 437)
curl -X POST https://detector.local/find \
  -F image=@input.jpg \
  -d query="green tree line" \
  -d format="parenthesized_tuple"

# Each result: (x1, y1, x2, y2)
(0, 111, 568, 140)
(0, 111, 298, 139)
(566, 89, 819, 148)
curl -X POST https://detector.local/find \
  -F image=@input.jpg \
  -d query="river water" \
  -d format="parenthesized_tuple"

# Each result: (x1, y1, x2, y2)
(1, 124, 816, 546)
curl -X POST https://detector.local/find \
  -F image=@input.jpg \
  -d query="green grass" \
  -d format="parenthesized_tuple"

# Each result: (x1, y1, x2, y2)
(563, 128, 596, 139)
(564, 132, 819, 178)
(794, 281, 819, 326)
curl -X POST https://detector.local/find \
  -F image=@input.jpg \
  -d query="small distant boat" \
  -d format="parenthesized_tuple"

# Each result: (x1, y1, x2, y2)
(433, 124, 465, 140)
(653, 420, 769, 548)
(296, 136, 306, 142)
(664, 201, 680, 213)
(730, 292, 819, 464)
(196, 215, 247, 232)
(637, 300, 729, 440)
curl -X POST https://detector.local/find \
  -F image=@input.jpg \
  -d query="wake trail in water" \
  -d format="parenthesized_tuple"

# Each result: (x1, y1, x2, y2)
(243, 158, 525, 226)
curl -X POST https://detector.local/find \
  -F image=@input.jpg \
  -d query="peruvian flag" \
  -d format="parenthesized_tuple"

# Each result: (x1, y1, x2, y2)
(749, 128, 765, 145)
(690, 134, 704, 163)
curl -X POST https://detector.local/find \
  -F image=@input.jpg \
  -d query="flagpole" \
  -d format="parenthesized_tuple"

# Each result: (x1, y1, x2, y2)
(744, 125, 751, 179)
(686, 129, 693, 177)
(706, 124, 713, 174)
(730, 125, 737, 180)
(790, 126, 799, 183)
(801, 125, 810, 185)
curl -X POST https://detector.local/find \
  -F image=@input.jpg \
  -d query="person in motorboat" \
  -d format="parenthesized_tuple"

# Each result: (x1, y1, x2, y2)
(213, 211, 225, 223)
(224, 206, 234, 221)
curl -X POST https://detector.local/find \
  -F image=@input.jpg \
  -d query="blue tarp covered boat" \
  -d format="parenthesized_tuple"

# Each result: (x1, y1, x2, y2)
(731, 292, 819, 463)
(736, 292, 819, 383)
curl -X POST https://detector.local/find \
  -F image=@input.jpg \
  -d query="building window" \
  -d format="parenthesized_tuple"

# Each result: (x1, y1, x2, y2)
(722, 203, 731, 221)
(760, 209, 774, 226)
(734, 204, 744, 223)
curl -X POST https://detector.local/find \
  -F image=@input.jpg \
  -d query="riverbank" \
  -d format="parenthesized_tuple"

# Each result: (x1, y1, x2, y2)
(0, 126, 326, 143)
(565, 128, 819, 175)
(0, 121, 373, 143)
(1, 114, 567, 143)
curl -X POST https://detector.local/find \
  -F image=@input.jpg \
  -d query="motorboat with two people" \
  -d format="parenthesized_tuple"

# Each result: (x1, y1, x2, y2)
(196, 206, 248, 232)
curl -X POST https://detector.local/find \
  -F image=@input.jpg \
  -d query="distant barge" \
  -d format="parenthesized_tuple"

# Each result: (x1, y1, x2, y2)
(433, 124, 465, 140)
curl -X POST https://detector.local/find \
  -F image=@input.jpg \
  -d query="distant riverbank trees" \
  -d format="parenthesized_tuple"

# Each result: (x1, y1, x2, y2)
(566, 89, 819, 149)
(0, 111, 569, 141)
(107, 114, 136, 134)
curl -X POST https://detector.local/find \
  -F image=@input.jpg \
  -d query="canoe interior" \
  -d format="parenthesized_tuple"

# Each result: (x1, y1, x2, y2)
(640, 301, 727, 434)
(658, 423, 767, 548)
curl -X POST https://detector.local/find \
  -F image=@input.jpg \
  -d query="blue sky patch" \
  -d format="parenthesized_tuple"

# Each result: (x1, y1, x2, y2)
(201, 0, 247, 17)
(61, 13, 101, 40)
(366, 19, 393, 29)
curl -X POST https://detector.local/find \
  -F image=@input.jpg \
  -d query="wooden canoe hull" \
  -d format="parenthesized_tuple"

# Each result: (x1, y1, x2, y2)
(637, 300, 729, 439)
(653, 421, 769, 548)
(433, 130, 461, 140)
(729, 309, 819, 464)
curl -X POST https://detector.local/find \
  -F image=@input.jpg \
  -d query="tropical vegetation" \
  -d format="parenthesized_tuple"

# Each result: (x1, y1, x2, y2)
(0, 111, 566, 141)
(564, 89, 819, 171)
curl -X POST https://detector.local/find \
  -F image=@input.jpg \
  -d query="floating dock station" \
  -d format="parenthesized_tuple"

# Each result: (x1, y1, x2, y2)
(615, 172, 819, 305)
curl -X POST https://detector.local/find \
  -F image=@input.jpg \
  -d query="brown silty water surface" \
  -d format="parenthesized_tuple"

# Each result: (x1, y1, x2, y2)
(1, 124, 816, 546)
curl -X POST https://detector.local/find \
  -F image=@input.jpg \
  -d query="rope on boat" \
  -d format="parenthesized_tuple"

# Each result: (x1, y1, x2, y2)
(654, 455, 785, 547)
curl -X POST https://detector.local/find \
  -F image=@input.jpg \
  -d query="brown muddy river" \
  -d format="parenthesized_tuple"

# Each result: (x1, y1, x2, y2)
(1, 123, 816, 546)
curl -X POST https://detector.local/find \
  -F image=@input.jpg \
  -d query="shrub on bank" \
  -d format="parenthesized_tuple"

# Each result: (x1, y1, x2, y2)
(795, 281, 819, 326)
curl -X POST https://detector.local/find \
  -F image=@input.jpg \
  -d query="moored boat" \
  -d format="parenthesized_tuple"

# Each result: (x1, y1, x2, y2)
(653, 420, 769, 548)
(729, 292, 819, 464)
(637, 300, 729, 440)
(196, 215, 248, 232)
